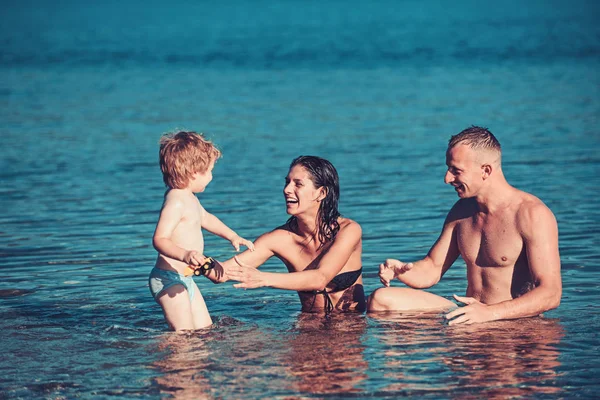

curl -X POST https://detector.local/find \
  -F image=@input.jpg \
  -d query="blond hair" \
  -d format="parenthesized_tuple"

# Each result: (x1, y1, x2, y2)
(449, 126, 502, 165)
(159, 131, 222, 189)
(448, 126, 501, 153)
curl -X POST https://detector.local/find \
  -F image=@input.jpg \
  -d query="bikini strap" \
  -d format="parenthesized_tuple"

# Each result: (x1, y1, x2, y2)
(316, 289, 335, 316)
(306, 289, 334, 316)
(305, 268, 362, 316)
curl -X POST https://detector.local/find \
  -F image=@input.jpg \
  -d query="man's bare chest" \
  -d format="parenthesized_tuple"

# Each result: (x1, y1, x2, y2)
(456, 215, 524, 268)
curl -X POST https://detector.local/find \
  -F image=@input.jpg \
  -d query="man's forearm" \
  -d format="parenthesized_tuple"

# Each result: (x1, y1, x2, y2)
(488, 286, 561, 320)
(397, 257, 441, 289)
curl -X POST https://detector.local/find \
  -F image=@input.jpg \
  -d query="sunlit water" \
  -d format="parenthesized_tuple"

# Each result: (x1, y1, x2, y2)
(1, 1, 599, 398)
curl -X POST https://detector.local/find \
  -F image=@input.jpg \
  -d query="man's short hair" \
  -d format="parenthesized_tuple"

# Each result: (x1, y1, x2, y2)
(448, 126, 501, 153)
(159, 131, 221, 189)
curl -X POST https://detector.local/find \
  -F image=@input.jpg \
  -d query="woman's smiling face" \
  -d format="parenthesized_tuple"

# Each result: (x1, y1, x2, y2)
(283, 165, 323, 216)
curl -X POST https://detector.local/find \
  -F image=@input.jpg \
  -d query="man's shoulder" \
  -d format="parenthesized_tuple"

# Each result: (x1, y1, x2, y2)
(515, 190, 552, 214)
(514, 190, 557, 232)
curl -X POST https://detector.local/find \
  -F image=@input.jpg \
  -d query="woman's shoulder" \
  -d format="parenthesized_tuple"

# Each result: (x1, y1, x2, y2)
(256, 223, 295, 241)
(252, 223, 297, 254)
(336, 217, 362, 239)
(338, 217, 361, 231)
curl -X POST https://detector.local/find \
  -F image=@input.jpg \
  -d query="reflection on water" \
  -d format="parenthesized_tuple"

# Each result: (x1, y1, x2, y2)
(370, 313, 564, 398)
(445, 319, 563, 398)
(149, 315, 369, 399)
(284, 314, 368, 396)
(151, 331, 215, 400)
(149, 317, 281, 399)
(147, 313, 566, 398)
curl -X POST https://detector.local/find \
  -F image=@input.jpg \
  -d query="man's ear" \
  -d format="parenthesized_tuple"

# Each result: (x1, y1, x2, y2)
(482, 164, 492, 180)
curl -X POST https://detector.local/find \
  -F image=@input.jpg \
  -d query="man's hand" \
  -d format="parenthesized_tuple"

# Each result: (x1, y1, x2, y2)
(445, 295, 499, 325)
(379, 259, 414, 287)
(230, 235, 255, 252)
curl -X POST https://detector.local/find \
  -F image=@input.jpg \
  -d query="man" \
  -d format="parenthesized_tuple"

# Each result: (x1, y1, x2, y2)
(367, 126, 562, 325)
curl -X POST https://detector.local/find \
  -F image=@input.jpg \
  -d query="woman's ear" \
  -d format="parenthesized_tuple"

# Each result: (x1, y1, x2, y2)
(316, 187, 327, 202)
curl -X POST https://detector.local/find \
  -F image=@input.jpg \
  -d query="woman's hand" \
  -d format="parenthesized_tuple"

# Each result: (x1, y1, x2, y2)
(228, 261, 267, 289)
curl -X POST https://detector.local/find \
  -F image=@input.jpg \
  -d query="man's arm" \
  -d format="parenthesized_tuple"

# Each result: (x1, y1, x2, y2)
(447, 202, 561, 325)
(381, 210, 461, 288)
(228, 222, 362, 291)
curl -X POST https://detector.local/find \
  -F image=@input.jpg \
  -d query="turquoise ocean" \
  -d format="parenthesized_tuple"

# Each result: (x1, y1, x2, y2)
(1, 0, 599, 398)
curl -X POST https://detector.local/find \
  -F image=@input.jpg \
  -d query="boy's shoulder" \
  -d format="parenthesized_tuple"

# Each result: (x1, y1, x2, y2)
(162, 189, 200, 209)
(164, 188, 196, 200)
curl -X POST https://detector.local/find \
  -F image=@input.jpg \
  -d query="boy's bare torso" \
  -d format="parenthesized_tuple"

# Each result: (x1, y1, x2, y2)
(155, 190, 205, 274)
(453, 192, 538, 305)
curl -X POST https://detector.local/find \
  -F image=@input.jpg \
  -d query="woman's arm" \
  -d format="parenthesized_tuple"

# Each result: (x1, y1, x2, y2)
(228, 221, 362, 291)
(203, 231, 276, 283)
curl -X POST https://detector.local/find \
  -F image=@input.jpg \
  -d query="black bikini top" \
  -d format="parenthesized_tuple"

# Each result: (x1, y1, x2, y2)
(302, 268, 362, 315)
(327, 268, 363, 293)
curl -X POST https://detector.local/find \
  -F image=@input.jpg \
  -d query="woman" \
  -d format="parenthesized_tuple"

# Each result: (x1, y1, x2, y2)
(208, 155, 365, 314)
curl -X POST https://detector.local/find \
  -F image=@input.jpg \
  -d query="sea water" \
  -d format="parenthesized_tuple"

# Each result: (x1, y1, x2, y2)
(1, 0, 599, 398)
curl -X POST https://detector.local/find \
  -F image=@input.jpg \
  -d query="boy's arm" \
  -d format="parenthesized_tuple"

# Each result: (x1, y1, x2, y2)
(227, 222, 362, 291)
(201, 207, 254, 251)
(153, 194, 203, 266)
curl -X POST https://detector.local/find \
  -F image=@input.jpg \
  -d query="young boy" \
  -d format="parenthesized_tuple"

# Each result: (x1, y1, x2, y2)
(149, 131, 254, 331)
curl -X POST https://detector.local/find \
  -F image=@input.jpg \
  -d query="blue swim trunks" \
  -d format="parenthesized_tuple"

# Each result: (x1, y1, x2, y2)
(149, 267, 196, 302)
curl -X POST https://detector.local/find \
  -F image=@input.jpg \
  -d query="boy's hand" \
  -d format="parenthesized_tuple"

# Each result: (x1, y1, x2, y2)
(183, 250, 203, 266)
(230, 235, 255, 252)
(204, 259, 228, 283)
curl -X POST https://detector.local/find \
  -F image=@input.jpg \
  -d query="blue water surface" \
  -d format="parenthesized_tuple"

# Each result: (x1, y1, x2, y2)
(1, 0, 599, 398)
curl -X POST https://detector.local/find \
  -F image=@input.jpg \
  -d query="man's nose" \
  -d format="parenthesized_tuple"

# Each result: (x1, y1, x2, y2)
(444, 170, 454, 184)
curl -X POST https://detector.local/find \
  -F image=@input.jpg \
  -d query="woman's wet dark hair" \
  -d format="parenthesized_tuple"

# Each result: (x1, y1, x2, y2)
(287, 155, 341, 247)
